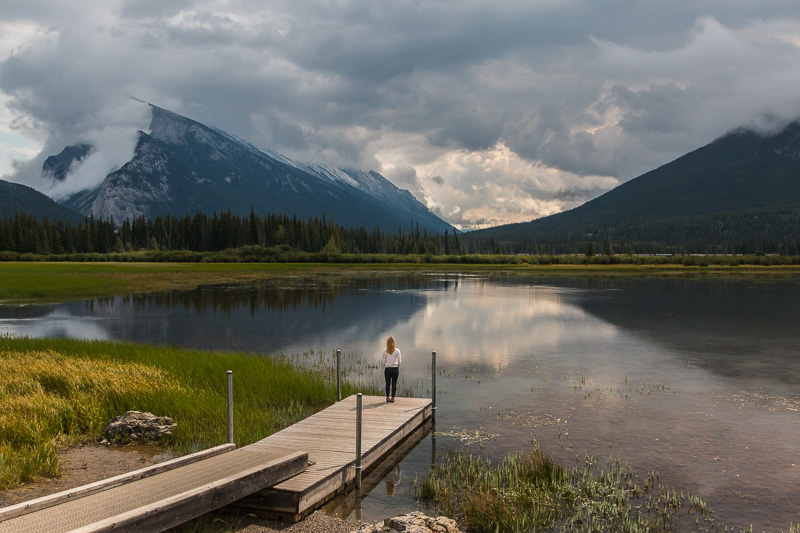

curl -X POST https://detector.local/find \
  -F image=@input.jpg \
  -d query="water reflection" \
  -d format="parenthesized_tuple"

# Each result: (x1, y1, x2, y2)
(1, 274, 799, 529)
(0, 304, 112, 340)
(572, 277, 800, 389)
(114, 274, 450, 316)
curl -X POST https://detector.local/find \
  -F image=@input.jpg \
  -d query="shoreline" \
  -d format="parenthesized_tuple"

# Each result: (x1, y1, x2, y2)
(3, 260, 800, 304)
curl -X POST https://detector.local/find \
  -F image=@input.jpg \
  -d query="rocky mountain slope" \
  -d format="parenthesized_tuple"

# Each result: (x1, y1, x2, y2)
(46, 105, 452, 233)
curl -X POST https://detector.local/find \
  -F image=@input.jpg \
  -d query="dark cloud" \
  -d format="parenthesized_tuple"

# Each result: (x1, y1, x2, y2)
(118, 0, 194, 20)
(1, 1, 799, 227)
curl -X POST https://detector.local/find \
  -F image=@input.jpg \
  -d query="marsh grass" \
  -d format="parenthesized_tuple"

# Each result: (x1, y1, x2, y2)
(416, 450, 733, 532)
(3, 261, 799, 305)
(0, 349, 184, 488)
(0, 262, 304, 303)
(0, 337, 380, 490)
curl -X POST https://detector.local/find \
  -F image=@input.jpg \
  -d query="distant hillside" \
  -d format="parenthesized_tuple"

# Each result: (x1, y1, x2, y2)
(42, 104, 453, 234)
(0, 179, 82, 224)
(469, 121, 800, 254)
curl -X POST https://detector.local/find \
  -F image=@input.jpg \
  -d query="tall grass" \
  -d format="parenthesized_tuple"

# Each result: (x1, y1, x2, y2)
(416, 450, 724, 532)
(0, 337, 379, 490)
(0, 349, 184, 488)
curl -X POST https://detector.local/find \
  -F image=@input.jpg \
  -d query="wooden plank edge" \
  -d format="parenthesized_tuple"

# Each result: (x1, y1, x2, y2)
(70, 451, 308, 533)
(230, 402, 432, 522)
(293, 404, 432, 514)
(236, 419, 431, 523)
(277, 402, 431, 495)
(0, 443, 237, 523)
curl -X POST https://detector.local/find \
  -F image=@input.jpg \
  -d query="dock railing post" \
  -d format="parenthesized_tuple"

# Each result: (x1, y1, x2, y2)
(431, 351, 437, 419)
(336, 349, 342, 402)
(355, 392, 363, 489)
(227, 370, 234, 444)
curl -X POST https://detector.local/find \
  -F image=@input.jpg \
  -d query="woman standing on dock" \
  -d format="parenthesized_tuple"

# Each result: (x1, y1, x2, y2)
(382, 336, 401, 402)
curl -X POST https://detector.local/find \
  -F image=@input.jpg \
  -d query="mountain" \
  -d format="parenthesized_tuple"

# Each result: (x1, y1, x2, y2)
(42, 144, 92, 182)
(469, 121, 800, 254)
(0, 179, 82, 223)
(47, 105, 452, 233)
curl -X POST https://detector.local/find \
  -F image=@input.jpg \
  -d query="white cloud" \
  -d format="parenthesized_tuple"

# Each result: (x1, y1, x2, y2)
(411, 144, 617, 230)
(1, 2, 799, 226)
(11, 98, 150, 199)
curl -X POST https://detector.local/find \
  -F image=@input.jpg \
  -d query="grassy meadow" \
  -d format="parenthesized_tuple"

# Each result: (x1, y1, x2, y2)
(3, 260, 800, 304)
(0, 336, 378, 490)
(0, 262, 309, 303)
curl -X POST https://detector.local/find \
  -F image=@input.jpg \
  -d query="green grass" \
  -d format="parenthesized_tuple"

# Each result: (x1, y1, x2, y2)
(0, 262, 309, 303)
(416, 450, 782, 533)
(3, 261, 800, 304)
(0, 336, 380, 490)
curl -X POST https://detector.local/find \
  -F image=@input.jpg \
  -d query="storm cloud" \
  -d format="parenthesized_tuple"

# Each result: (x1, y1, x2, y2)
(1, 1, 799, 228)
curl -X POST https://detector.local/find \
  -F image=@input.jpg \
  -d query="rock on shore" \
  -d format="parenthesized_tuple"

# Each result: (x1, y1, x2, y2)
(101, 411, 175, 444)
(352, 511, 461, 533)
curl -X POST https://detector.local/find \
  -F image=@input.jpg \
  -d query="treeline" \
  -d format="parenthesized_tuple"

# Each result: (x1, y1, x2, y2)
(465, 210, 800, 256)
(0, 209, 467, 256)
(3, 208, 800, 263)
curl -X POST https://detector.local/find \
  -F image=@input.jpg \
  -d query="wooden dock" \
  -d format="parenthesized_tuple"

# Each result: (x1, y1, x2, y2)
(0, 394, 432, 531)
(233, 394, 433, 521)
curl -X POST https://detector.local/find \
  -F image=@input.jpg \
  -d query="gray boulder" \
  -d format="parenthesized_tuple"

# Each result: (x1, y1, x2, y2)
(102, 411, 175, 444)
(352, 511, 461, 533)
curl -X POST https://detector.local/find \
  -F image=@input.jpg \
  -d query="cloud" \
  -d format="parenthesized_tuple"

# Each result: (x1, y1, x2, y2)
(8, 97, 150, 199)
(412, 144, 618, 230)
(1, 2, 799, 228)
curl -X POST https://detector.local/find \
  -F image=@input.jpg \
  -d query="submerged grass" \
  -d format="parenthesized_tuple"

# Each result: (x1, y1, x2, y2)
(0, 336, 380, 490)
(416, 450, 746, 532)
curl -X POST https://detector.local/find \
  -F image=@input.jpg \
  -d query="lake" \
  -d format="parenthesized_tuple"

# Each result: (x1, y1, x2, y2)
(1, 272, 798, 530)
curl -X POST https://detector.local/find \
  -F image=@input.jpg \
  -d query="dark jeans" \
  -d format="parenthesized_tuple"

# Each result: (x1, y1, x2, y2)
(384, 367, 399, 398)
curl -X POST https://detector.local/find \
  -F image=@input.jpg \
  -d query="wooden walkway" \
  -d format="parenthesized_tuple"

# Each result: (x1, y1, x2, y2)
(0, 394, 432, 531)
(233, 395, 433, 521)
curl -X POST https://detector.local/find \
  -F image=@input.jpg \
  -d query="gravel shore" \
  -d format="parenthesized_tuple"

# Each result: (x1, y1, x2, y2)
(234, 511, 367, 533)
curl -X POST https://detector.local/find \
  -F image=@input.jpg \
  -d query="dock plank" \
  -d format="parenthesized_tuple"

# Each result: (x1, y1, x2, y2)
(233, 394, 432, 521)
(1, 393, 431, 530)
(0, 449, 307, 533)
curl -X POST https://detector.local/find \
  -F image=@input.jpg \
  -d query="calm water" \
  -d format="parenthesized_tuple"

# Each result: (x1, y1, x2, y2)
(2, 273, 799, 530)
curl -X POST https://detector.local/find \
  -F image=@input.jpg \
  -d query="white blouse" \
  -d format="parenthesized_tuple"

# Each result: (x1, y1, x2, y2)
(382, 349, 402, 368)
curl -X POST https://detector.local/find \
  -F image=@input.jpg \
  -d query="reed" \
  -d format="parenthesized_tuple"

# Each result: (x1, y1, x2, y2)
(0, 337, 380, 490)
(415, 450, 730, 532)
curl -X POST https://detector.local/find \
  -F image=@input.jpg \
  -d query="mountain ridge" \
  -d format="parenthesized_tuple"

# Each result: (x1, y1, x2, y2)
(0, 179, 83, 224)
(47, 104, 452, 233)
(467, 120, 800, 254)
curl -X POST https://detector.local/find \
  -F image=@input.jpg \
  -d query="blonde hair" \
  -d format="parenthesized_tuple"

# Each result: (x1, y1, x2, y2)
(386, 336, 396, 354)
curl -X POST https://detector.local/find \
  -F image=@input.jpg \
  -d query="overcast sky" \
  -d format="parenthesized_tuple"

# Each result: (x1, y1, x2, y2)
(1, 1, 799, 229)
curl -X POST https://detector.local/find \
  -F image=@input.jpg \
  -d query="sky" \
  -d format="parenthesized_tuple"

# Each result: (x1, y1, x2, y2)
(1, 1, 799, 230)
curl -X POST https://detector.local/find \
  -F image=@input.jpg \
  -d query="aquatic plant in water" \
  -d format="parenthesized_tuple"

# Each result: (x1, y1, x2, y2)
(415, 449, 735, 532)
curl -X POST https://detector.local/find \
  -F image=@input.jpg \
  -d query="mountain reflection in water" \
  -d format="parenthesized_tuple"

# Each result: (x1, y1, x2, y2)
(1, 273, 798, 530)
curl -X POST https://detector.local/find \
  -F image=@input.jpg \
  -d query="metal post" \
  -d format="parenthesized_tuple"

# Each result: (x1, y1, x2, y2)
(336, 349, 342, 402)
(227, 370, 234, 444)
(431, 351, 437, 418)
(431, 420, 437, 468)
(355, 393, 363, 489)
